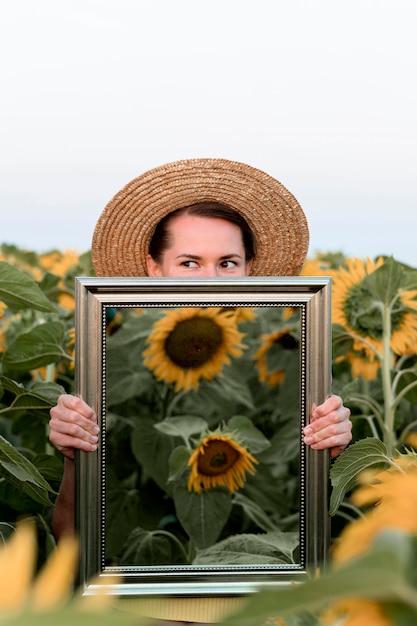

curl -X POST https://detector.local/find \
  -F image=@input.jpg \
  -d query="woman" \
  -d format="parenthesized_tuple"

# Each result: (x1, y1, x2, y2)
(49, 159, 352, 624)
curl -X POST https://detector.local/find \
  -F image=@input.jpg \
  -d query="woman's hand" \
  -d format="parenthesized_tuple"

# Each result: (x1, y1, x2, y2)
(49, 394, 99, 460)
(303, 394, 352, 458)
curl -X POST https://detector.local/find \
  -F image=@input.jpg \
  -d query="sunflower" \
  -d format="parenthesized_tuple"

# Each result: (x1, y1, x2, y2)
(143, 307, 245, 393)
(254, 327, 298, 387)
(321, 455, 417, 626)
(332, 455, 417, 566)
(332, 257, 417, 373)
(187, 429, 258, 494)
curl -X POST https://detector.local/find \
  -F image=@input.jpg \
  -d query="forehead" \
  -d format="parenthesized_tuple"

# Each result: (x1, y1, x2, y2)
(168, 213, 242, 238)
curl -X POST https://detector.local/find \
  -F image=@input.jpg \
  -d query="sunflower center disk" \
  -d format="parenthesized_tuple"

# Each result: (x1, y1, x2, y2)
(197, 440, 239, 476)
(164, 317, 223, 369)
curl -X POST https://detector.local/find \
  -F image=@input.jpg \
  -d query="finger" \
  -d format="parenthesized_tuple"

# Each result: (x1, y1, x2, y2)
(49, 431, 98, 456)
(50, 401, 98, 437)
(58, 394, 96, 421)
(303, 419, 352, 445)
(49, 414, 99, 442)
(49, 420, 99, 452)
(312, 394, 343, 419)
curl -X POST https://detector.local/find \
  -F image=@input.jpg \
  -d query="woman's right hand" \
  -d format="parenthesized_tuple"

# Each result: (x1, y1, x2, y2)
(49, 394, 99, 459)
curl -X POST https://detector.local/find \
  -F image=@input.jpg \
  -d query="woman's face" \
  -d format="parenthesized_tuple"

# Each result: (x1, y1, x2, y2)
(146, 214, 253, 277)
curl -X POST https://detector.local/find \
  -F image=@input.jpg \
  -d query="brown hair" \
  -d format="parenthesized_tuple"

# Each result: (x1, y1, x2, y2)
(148, 202, 257, 264)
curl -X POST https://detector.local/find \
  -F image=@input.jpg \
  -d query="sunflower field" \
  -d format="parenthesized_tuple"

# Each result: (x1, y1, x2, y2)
(2, 243, 417, 625)
(104, 302, 301, 566)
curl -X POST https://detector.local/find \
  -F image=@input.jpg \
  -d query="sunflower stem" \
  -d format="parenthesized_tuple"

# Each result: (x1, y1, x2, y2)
(381, 300, 396, 455)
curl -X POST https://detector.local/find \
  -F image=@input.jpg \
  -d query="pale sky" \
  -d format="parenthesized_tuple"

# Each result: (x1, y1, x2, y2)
(2, 0, 416, 266)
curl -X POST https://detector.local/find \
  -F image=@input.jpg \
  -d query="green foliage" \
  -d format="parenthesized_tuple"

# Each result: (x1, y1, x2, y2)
(2, 246, 417, 625)
(329, 256, 417, 512)
(218, 531, 417, 625)
(0, 253, 92, 554)
(104, 305, 302, 565)
(0, 261, 56, 313)
(329, 438, 392, 515)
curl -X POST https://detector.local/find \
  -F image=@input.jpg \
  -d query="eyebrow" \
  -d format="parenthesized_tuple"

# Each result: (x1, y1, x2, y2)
(174, 253, 244, 260)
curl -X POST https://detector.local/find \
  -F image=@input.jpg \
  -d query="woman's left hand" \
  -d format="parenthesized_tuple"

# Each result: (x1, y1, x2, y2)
(303, 395, 352, 458)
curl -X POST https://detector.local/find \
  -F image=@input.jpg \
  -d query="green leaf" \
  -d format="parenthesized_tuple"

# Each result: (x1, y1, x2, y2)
(227, 415, 271, 454)
(219, 530, 417, 626)
(173, 484, 232, 549)
(168, 445, 191, 482)
(0, 435, 55, 506)
(329, 438, 391, 515)
(232, 492, 279, 532)
(105, 484, 142, 558)
(0, 377, 65, 413)
(106, 366, 153, 406)
(0, 261, 56, 312)
(362, 256, 405, 306)
(404, 268, 417, 291)
(119, 526, 187, 565)
(131, 418, 178, 492)
(2, 321, 67, 375)
(154, 415, 208, 440)
(195, 530, 299, 565)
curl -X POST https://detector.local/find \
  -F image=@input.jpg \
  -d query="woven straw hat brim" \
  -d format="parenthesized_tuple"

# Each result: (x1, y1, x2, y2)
(92, 158, 309, 277)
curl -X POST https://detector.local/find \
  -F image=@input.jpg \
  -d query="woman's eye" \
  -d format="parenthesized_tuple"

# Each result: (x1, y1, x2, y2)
(220, 260, 237, 269)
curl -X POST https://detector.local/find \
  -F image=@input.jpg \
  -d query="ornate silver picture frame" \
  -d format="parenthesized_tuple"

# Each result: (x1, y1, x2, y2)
(75, 277, 332, 599)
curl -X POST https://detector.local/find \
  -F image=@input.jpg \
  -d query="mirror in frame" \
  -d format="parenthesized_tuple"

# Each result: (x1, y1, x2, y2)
(74, 276, 332, 599)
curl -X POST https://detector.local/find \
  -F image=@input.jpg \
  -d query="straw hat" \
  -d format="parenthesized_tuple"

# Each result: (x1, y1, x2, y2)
(92, 158, 310, 277)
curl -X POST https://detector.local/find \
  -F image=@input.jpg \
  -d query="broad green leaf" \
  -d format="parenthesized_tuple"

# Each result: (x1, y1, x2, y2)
(195, 530, 299, 565)
(0, 435, 55, 506)
(106, 486, 142, 557)
(119, 526, 187, 565)
(154, 415, 208, 440)
(0, 261, 56, 312)
(194, 375, 255, 413)
(131, 418, 178, 493)
(329, 438, 391, 515)
(232, 492, 279, 532)
(404, 268, 417, 291)
(2, 321, 67, 375)
(0, 377, 65, 413)
(173, 484, 232, 549)
(106, 366, 153, 406)
(227, 415, 271, 454)
(168, 445, 191, 482)
(219, 530, 417, 626)
(362, 256, 405, 306)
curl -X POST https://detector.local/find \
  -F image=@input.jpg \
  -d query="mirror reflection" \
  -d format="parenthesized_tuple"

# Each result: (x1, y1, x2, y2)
(104, 305, 301, 569)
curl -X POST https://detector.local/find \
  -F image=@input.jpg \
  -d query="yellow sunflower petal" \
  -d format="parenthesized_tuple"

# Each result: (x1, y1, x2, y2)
(0, 520, 37, 611)
(30, 534, 79, 611)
